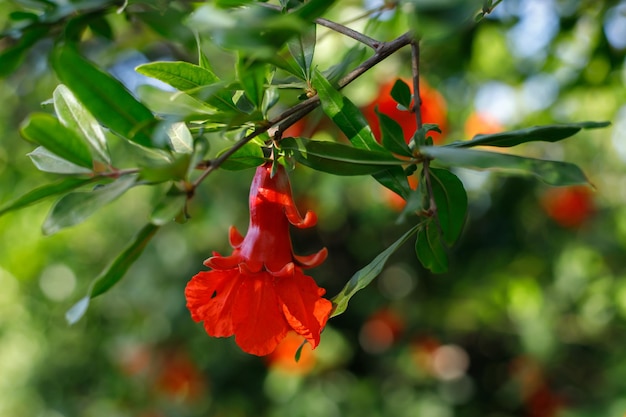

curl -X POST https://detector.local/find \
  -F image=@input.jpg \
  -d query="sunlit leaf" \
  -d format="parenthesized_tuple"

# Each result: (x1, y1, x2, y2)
(21, 113, 94, 169)
(66, 223, 160, 324)
(281, 137, 406, 176)
(43, 175, 138, 235)
(312, 69, 379, 150)
(415, 220, 448, 273)
(28, 147, 93, 174)
(429, 167, 467, 245)
(167, 122, 194, 154)
(421, 146, 590, 186)
(449, 121, 610, 148)
(136, 61, 219, 91)
(53, 84, 111, 164)
(52, 45, 157, 148)
(0, 177, 96, 217)
(331, 226, 419, 317)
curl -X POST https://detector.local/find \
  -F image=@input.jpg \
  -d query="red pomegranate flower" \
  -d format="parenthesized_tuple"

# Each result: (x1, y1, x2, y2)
(185, 162, 332, 356)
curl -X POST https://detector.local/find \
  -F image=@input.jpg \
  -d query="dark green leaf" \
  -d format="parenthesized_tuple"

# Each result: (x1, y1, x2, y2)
(281, 137, 406, 176)
(449, 121, 610, 148)
(219, 142, 266, 171)
(21, 113, 94, 169)
(53, 84, 110, 164)
(390, 79, 412, 109)
(428, 167, 467, 245)
(416, 220, 448, 273)
(43, 175, 137, 235)
(0, 177, 96, 217)
(331, 226, 419, 317)
(28, 147, 93, 174)
(421, 146, 590, 186)
(377, 109, 413, 156)
(52, 45, 157, 148)
(66, 223, 160, 324)
(0, 26, 48, 77)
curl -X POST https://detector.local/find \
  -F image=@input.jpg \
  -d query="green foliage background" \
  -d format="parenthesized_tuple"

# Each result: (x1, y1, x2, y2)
(1, 1, 626, 416)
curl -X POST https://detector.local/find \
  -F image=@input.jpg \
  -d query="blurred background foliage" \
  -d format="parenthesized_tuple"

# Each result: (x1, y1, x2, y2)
(1, 0, 626, 416)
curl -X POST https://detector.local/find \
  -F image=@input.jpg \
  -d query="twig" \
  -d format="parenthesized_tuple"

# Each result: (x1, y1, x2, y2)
(316, 18, 381, 50)
(411, 40, 423, 132)
(191, 32, 414, 190)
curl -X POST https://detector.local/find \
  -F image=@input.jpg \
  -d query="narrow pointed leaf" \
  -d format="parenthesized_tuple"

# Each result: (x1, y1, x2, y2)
(281, 137, 406, 176)
(150, 190, 187, 226)
(53, 84, 110, 163)
(43, 175, 137, 235)
(331, 226, 419, 317)
(377, 109, 413, 156)
(288, 25, 316, 79)
(66, 223, 160, 324)
(312, 69, 379, 150)
(429, 167, 467, 245)
(21, 113, 94, 169)
(421, 146, 590, 186)
(313, 69, 411, 196)
(237, 57, 267, 109)
(28, 147, 93, 174)
(0, 177, 96, 217)
(449, 121, 610, 148)
(416, 221, 448, 273)
(52, 45, 157, 148)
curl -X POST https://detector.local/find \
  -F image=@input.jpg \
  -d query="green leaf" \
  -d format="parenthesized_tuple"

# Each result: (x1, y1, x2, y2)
(136, 85, 216, 118)
(421, 146, 590, 186)
(28, 147, 93, 174)
(53, 84, 111, 164)
(150, 188, 187, 226)
(390, 79, 412, 109)
(0, 26, 48, 77)
(43, 175, 138, 235)
(21, 113, 94, 169)
(219, 142, 266, 171)
(416, 220, 448, 273)
(449, 121, 610, 148)
(66, 223, 160, 325)
(312, 69, 380, 150)
(377, 109, 413, 156)
(281, 137, 406, 176)
(167, 122, 194, 154)
(136, 61, 220, 91)
(136, 61, 240, 113)
(0, 177, 96, 217)
(331, 226, 419, 317)
(236, 56, 267, 109)
(139, 154, 192, 182)
(313, 69, 411, 197)
(429, 167, 467, 245)
(287, 24, 316, 80)
(52, 45, 157, 148)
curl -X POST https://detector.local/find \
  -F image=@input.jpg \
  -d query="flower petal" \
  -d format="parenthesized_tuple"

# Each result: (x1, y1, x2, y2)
(274, 268, 332, 349)
(294, 247, 328, 269)
(185, 269, 242, 338)
(231, 268, 290, 356)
